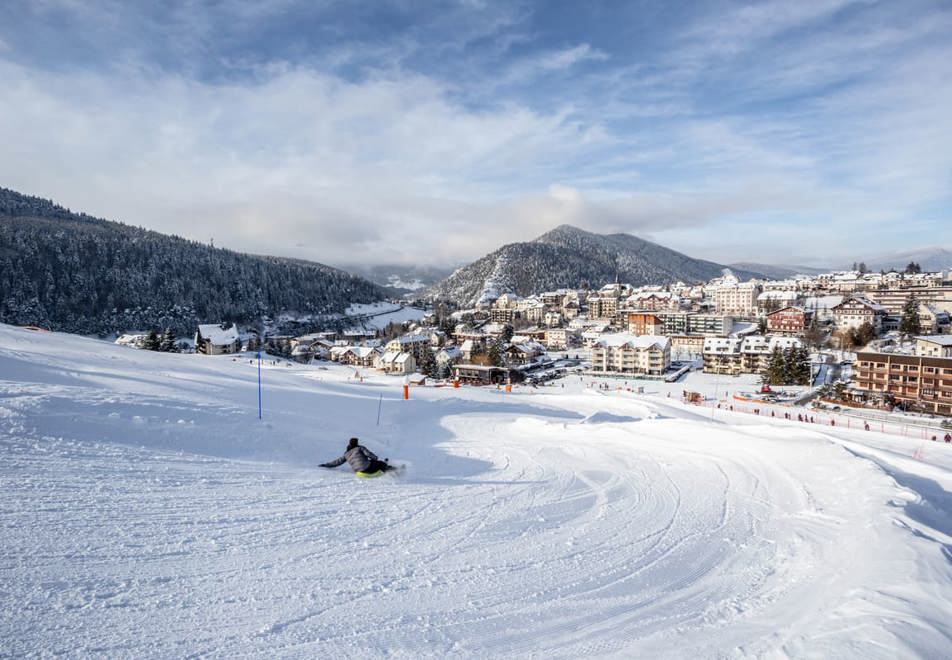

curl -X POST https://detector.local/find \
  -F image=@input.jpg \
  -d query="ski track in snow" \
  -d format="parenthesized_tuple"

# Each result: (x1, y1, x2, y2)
(1, 325, 951, 658)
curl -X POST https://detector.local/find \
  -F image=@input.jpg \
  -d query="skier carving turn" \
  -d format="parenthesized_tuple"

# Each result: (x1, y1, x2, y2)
(320, 437, 398, 477)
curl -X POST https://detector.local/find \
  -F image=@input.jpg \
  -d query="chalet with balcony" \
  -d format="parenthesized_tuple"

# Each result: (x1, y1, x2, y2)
(832, 297, 886, 333)
(766, 306, 814, 335)
(377, 351, 417, 375)
(505, 341, 546, 366)
(195, 323, 241, 355)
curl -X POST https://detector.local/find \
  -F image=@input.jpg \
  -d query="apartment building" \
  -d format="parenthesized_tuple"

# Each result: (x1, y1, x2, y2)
(590, 334, 671, 376)
(385, 335, 432, 363)
(587, 295, 619, 320)
(658, 312, 734, 337)
(627, 312, 664, 336)
(701, 335, 802, 375)
(713, 282, 760, 318)
(853, 351, 952, 415)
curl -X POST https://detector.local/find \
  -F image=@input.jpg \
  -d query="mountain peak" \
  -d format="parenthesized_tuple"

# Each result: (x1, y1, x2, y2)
(426, 225, 757, 305)
(533, 224, 593, 243)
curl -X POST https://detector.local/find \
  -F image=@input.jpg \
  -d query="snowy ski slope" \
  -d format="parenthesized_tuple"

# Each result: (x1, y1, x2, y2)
(1, 324, 951, 658)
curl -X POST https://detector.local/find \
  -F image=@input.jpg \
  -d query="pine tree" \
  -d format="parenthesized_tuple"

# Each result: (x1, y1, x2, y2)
(160, 327, 178, 352)
(898, 295, 921, 338)
(418, 347, 438, 378)
(144, 329, 161, 351)
(850, 321, 876, 348)
(796, 346, 812, 385)
(764, 346, 784, 385)
(833, 381, 846, 400)
(487, 341, 505, 367)
(780, 346, 798, 384)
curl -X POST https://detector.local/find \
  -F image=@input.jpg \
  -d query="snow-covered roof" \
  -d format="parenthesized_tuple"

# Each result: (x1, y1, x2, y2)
(629, 291, 674, 301)
(834, 297, 886, 312)
(509, 341, 546, 354)
(758, 290, 798, 301)
(379, 350, 401, 364)
(481, 322, 508, 334)
(703, 337, 742, 353)
(802, 295, 844, 310)
(390, 335, 430, 346)
(739, 335, 802, 354)
(766, 305, 807, 315)
(916, 335, 952, 346)
(197, 323, 239, 345)
(115, 333, 147, 346)
(730, 321, 759, 337)
(594, 333, 670, 350)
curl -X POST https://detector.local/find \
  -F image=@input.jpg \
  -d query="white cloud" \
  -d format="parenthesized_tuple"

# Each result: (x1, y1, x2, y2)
(536, 43, 608, 71)
(1, 1, 950, 271)
(0, 60, 612, 266)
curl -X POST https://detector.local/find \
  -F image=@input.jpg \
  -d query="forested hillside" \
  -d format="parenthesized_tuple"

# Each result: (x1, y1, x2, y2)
(0, 188, 385, 335)
(426, 224, 758, 305)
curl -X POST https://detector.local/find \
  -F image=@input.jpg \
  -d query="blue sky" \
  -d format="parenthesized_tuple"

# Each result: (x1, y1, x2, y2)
(1, 0, 950, 268)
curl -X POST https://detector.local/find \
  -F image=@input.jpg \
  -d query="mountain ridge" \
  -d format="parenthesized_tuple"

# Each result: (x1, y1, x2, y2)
(425, 224, 760, 305)
(729, 262, 828, 279)
(844, 247, 952, 273)
(0, 187, 386, 335)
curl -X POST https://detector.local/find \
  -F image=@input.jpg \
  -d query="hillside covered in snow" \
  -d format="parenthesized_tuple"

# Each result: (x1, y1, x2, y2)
(2, 323, 951, 657)
(0, 187, 386, 336)
(424, 225, 760, 306)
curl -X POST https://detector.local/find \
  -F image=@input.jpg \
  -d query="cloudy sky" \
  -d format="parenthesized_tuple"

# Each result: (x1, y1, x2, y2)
(1, 0, 950, 269)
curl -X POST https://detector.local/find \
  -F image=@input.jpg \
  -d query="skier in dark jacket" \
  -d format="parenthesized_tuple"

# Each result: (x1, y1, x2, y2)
(320, 437, 394, 475)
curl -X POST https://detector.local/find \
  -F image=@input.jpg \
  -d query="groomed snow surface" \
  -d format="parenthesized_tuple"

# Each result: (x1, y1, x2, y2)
(2, 324, 951, 658)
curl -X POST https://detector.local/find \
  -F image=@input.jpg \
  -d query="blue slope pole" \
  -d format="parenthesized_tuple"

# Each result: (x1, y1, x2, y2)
(257, 350, 263, 420)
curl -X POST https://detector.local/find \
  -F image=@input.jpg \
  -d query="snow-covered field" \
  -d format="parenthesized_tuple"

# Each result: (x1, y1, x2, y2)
(2, 324, 951, 658)
(344, 302, 428, 330)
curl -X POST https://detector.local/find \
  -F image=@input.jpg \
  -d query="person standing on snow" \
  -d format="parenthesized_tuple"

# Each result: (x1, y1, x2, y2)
(320, 437, 394, 475)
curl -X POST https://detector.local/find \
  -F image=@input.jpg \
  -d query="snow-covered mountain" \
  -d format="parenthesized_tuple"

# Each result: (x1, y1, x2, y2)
(343, 264, 455, 296)
(3, 323, 951, 656)
(425, 225, 759, 305)
(729, 262, 828, 279)
(0, 187, 387, 335)
(849, 246, 952, 273)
